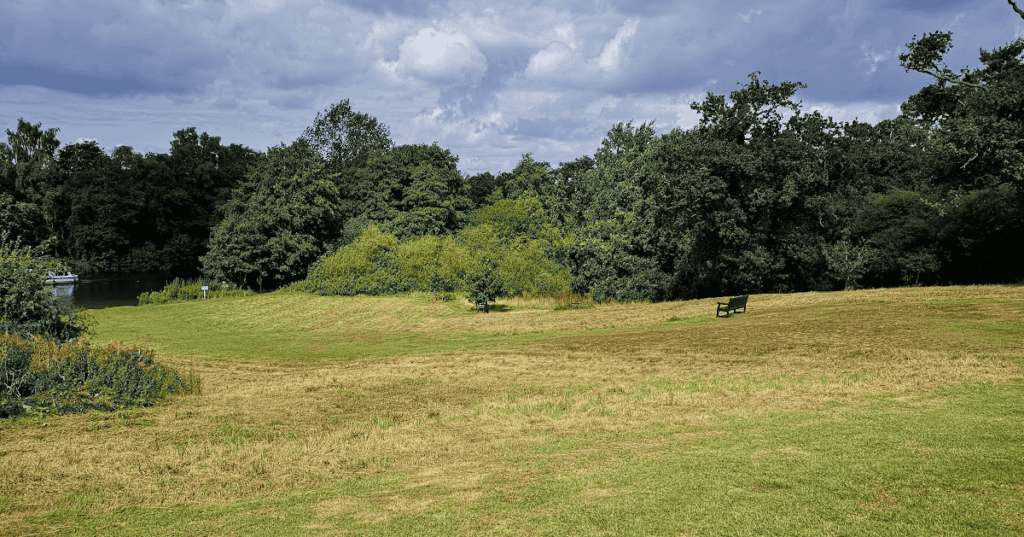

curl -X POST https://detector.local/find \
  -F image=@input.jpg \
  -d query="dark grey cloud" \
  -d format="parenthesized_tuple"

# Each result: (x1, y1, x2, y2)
(879, 0, 977, 13)
(0, 0, 226, 95)
(337, 0, 436, 17)
(1, 0, 1019, 175)
(0, 62, 179, 95)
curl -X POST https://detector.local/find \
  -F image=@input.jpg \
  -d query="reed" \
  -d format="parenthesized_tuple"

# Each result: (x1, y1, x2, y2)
(137, 278, 253, 305)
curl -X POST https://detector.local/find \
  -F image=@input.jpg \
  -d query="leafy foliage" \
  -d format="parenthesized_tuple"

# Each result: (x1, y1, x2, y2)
(901, 34, 1024, 190)
(0, 232, 88, 342)
(201, 140, 342, 289)
(302, 99, 394, 225)
(363, 143, 473, 240)
(0, 118, 60, 206)
(305, 216, 570, 301)
(302, 99, 393, 172)
(304, 225, 412, 296)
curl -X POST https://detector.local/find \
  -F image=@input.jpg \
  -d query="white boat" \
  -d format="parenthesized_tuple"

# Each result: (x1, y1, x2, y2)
(43, 272, 78, 297)
(44, 272, 79, 285)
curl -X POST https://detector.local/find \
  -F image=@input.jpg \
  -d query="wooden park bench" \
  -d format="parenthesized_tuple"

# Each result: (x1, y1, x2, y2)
(716, 294, 748, 318)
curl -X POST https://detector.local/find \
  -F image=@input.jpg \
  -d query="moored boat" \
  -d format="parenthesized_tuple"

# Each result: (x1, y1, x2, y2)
(43, 272, 79, 297)
(44, 272, 79, 285)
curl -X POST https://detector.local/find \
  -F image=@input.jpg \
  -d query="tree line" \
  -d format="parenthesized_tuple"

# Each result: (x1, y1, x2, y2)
(2, 21, 1022, 301)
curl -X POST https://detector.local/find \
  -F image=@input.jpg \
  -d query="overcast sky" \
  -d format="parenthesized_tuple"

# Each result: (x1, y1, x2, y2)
(1, 0, 1020, 175)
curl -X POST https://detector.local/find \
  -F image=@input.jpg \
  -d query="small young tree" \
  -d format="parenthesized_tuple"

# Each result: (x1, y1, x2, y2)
(465, 258, 507, 311)
(823, 239, 875, 291)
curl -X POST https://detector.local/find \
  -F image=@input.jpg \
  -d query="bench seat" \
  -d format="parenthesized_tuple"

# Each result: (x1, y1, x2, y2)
(716, 295, 748, 318)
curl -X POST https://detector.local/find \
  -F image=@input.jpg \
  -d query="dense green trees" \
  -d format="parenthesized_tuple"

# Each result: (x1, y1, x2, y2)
(3, 10, 1022, 299)
(303, 99, 394, 225)
(363, 143, 473, 240)
(201, 140, 341, 289)
(0, 122, 259, 275)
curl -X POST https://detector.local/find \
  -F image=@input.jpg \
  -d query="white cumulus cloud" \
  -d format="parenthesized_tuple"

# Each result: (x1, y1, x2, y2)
(383, 28, 488, 85)
(596, 18, 639, 74)
(524, 19, 639, 85)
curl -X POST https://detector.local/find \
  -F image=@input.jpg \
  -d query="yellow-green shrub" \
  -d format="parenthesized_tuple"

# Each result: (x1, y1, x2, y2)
(304, 222, 570, 300)
(305, 226, 409, 296)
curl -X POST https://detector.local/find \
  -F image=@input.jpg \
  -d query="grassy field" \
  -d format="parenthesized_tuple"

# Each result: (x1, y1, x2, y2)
(1, 286, 1022, 536)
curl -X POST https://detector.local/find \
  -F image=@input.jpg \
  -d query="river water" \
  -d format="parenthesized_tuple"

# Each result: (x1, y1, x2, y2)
(67, 273, 174, 309)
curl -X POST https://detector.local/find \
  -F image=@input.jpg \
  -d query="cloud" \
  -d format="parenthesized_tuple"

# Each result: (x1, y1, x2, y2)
(337, 0, 433, 17)
(524, 18, 639, 87)
(0, 63, 169, 95)
(382, 28, 488, 85)
(596, 19, 639, 73)
(860, 45, 897, 75)
(525, 41, 577, 79)
(739, 9, 764, 23)
(505, 116, 589, 140)
(1, 0, 1013, 176)
(878, 0, 975, 13)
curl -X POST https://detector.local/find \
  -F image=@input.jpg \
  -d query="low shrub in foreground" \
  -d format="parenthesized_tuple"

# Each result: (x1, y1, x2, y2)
(138, 278, 254, 305)
(0, 333, 200, 419)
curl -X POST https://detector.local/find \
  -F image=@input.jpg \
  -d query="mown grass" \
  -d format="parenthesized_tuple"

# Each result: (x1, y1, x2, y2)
(1, 286, 1022, 535)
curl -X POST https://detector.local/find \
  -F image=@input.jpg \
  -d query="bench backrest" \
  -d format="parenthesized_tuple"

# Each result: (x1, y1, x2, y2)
(728, 294, 748, 308)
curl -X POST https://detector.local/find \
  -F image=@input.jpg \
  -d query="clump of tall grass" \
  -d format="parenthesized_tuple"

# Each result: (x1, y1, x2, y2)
(504, 291, 604, 310)
(137, 278, 253, 305)
(0, 333, 201, 419)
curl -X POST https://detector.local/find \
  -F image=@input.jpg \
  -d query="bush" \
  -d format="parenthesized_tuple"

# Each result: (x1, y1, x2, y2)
(137, 278, 254, 305)
(0, 231, 89, 342)
(0, 333, 200, 419)
(305, 225, 412, 296)
(304, 224, 571, 301)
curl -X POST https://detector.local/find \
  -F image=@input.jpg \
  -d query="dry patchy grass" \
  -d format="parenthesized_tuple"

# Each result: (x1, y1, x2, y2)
(1, 285, 1022, 534)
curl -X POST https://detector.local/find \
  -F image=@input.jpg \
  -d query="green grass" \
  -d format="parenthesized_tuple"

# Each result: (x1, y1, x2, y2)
(477, 381, 1024, 537)
(653, 314, 715, 329)
(939, 320, 1024, 345)
(88, 293, 714, 363)
(90, 295, 525, 362)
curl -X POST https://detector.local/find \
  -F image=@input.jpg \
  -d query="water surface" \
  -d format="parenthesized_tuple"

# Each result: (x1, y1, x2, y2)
(70, 273, 173, 309)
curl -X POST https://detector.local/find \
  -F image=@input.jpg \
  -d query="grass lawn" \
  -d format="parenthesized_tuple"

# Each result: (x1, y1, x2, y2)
(1, 286, 1022, 535)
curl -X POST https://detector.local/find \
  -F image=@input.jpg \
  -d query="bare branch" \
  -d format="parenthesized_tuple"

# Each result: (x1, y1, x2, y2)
(961, 152, 979, 170)
(1010, 0, 1024, 21)
(918, 68, 986, 88)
